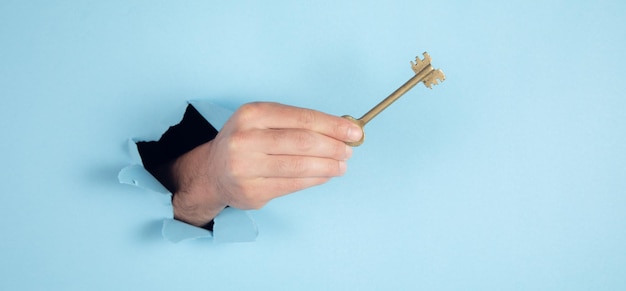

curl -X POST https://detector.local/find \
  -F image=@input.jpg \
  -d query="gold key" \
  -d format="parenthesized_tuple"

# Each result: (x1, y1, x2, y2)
(343, 52, 446, 146)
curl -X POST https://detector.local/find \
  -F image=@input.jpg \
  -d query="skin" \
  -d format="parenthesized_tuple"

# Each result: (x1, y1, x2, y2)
(168, 102, 363, 227)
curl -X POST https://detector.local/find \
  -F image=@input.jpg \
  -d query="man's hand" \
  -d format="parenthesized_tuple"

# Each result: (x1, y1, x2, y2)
(169, 102, 363, 227)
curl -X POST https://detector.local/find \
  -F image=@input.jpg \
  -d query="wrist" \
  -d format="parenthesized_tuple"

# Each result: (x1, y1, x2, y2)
(169, 141, 228, 227)
(172, 190, 226, 227)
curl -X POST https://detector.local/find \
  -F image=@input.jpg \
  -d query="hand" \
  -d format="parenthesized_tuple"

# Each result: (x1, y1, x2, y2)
(169, 102, 363, 227)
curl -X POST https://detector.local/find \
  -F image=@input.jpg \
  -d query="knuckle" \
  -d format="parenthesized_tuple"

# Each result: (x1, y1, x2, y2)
(270, 129, 289, 144)
(225, 157, 245, 177)
(221, 133, 251, 177)
(273, 130, 315, 152)
(291, 158, 307, 175)
(297, 108, 317, 125)
(226, 131, 249, 152)
(293, 131, 315, 151)
(275, 158, 306, 175)
(274, 159, 288, 173)
(237, 102, 265, 121)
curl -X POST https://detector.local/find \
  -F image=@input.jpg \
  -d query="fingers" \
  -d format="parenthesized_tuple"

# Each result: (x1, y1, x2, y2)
(244, 128, 353, 160)
(236, 154, 348, 178)
(235, 102, 363, 143)
(210, 102, 361, 211)
(266, 156, 347, 178)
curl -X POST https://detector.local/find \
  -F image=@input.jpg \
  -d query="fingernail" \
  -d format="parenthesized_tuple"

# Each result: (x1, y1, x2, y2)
(347, 126, 363, 142)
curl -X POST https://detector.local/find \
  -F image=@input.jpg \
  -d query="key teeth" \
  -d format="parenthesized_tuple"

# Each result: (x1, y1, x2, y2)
(423, 69, 446, 89)
(411, 52, 432, 74)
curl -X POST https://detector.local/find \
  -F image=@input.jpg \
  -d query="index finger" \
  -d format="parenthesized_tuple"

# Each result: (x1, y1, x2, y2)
(237, 102, 363, 142)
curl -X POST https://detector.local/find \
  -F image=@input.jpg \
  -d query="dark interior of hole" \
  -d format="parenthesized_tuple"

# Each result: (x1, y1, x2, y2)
(136, 104, 219, 230)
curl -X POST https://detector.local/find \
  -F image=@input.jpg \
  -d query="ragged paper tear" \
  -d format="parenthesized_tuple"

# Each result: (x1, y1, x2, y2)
(161, 219, 213, 242)
(118, 101, 257, 243)
(118, 164, 170, 194)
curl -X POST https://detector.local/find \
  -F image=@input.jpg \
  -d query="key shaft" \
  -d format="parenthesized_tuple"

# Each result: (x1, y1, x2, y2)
(359, 64, 434, 125)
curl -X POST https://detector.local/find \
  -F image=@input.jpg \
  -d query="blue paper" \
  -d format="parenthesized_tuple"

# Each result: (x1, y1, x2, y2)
(2, 1, 626, 290)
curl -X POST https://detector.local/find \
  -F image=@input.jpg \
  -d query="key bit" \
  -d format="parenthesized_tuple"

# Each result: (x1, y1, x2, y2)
(423, 69, 446, 89)
(343, 52, 445, 147)
(411, 53, 432, 74)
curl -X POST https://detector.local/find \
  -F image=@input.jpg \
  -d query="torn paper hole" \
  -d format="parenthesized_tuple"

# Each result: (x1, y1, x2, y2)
(118, 101, 258, 243)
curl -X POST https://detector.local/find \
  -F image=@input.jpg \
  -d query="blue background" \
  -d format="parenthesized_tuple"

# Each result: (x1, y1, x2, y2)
(1, 0, 625, 290)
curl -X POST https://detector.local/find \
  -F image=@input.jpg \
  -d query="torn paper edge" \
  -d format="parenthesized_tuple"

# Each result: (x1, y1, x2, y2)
(118, 100, 258, 243)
